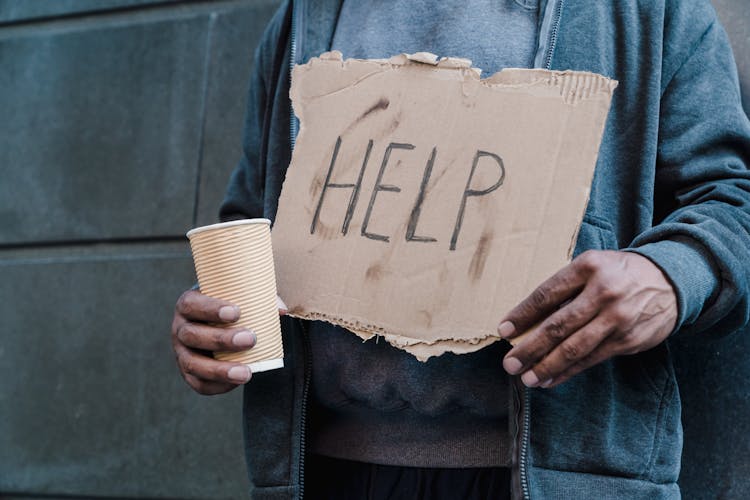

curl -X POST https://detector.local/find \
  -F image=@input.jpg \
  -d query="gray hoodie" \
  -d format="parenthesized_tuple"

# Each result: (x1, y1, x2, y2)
(220, 0, 750, 498)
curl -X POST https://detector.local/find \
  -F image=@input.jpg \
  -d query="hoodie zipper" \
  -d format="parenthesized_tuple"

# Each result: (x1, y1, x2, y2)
(288, 4, 308, 498)
(544, 0, 563, 69)
(289, 1, 299, 148)
(287, 1, 562, 498)
(519, 385, 531, 500)
(297, 319, 312, 499)
(516, 3, 564, 499)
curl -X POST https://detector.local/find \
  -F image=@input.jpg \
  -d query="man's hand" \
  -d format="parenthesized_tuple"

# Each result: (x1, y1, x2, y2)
(171, 290, 287, 395)
(498, 250, 678, 389)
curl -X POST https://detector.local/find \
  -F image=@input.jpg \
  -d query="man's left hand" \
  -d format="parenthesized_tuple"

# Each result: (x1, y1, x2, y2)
(498, 250, 678, 388)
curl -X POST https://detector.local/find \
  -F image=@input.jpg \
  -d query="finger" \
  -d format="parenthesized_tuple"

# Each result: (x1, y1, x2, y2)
(173, 341, 252, 385)
(519, 315, 615, 387)
(505, 327, 533, 347)
(498, 256, 595, 340)
(177, 322, 257, 352)
(175, 289, 240, 324)
(277, 295, 288, 315)
(541, 339, 622, 389)
(502, 290, 600, 376)
(183, 372, 238, 395)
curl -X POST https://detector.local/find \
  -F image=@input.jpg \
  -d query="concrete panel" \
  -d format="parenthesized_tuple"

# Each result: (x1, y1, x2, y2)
(0, 15, 207, 244)
(713, 0, 750, 113)
(196, 0, 282, 226)
(0, 250, 251, 499)
(0, 0, 175, 24)
(672, 330, 750, 500)
(676, 3, 750, 500)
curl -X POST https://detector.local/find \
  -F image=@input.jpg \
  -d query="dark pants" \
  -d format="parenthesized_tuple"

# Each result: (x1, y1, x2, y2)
(305, 455, 512, 500)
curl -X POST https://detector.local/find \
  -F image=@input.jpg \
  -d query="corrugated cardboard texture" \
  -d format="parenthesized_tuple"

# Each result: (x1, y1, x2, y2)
(273, 51, 617, 360)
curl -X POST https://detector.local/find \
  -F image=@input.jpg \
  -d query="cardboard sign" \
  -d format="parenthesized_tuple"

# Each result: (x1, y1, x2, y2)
(273, 51, 617, 360)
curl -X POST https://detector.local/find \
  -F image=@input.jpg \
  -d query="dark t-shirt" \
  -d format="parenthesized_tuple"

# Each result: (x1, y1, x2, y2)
(308, 0, 539, 468)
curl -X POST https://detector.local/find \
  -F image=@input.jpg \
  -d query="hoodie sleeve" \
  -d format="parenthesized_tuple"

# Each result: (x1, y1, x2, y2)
(627, 1, 750, 337)
(219, 1, 292, 223)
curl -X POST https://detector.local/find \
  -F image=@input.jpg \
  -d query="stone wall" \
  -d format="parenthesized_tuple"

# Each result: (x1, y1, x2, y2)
(0, 1, 281, 498)
(1, 0, 748, 498)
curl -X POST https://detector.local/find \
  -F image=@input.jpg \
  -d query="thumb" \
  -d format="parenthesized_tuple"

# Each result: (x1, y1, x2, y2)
(277, 296, 289, 315)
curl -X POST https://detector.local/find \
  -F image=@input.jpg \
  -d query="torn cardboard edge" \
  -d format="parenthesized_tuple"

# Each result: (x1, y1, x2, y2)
(290, 297, 529, 359)
(289, 309, 501, 359)
(293, 50, 618, 107)
(275, 51, 618, 361)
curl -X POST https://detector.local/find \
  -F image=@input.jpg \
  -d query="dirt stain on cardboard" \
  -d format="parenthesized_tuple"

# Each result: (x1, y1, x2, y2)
(418, 309, 432, 328)
(309, 175, 324, 199)
(439, 263, 449, 284)
(342, 98, 391, 137)
(380, 116, 401, 137)
(316, 222, 337, 241)
(468, 232, 492, 281)
(288, 306, 305, 316)
(358, 97, 390, 122)
(365, 263, 383, 281)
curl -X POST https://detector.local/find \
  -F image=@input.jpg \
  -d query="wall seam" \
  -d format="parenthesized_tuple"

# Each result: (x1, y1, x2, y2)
(192, 11, 218, 227)
(0, 0, 248, 29)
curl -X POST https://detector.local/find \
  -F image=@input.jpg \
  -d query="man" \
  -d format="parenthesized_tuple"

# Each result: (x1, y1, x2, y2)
(171, 1, 750, 498)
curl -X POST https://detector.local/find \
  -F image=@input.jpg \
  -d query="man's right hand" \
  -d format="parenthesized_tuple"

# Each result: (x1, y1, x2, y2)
(171, 289, 256, 395)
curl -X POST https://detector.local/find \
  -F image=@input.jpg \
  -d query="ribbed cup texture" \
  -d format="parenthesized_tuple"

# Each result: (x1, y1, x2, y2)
(187, 221, 283, 365)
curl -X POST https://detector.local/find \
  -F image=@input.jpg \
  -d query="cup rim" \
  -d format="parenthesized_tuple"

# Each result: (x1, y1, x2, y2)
(186, 218, 271, 238)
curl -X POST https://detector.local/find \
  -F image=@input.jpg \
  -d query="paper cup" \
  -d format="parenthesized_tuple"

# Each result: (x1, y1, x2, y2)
(186, 219, 284, 373)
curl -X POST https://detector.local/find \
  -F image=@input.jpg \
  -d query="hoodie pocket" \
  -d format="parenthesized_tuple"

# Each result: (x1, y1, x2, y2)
(530, 350, 680, 481)
(573, 213, 619, 256)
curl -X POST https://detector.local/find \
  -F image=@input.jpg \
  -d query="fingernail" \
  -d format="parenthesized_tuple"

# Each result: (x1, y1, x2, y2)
(232, 331, 256, 347)
(541, 378, 555, 388)
(503, 356, 523, 375)
(277, 296, 288, 313)
(228, 366, 251, 383)
(522, 370, 540, 388)
(219, 306, 240, 322)
(498, 321, 515, 338)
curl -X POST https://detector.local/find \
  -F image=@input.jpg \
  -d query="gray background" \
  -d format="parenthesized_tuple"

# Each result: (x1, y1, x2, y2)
(0, 0, 748, 499)
(0, 0, 280, 498)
